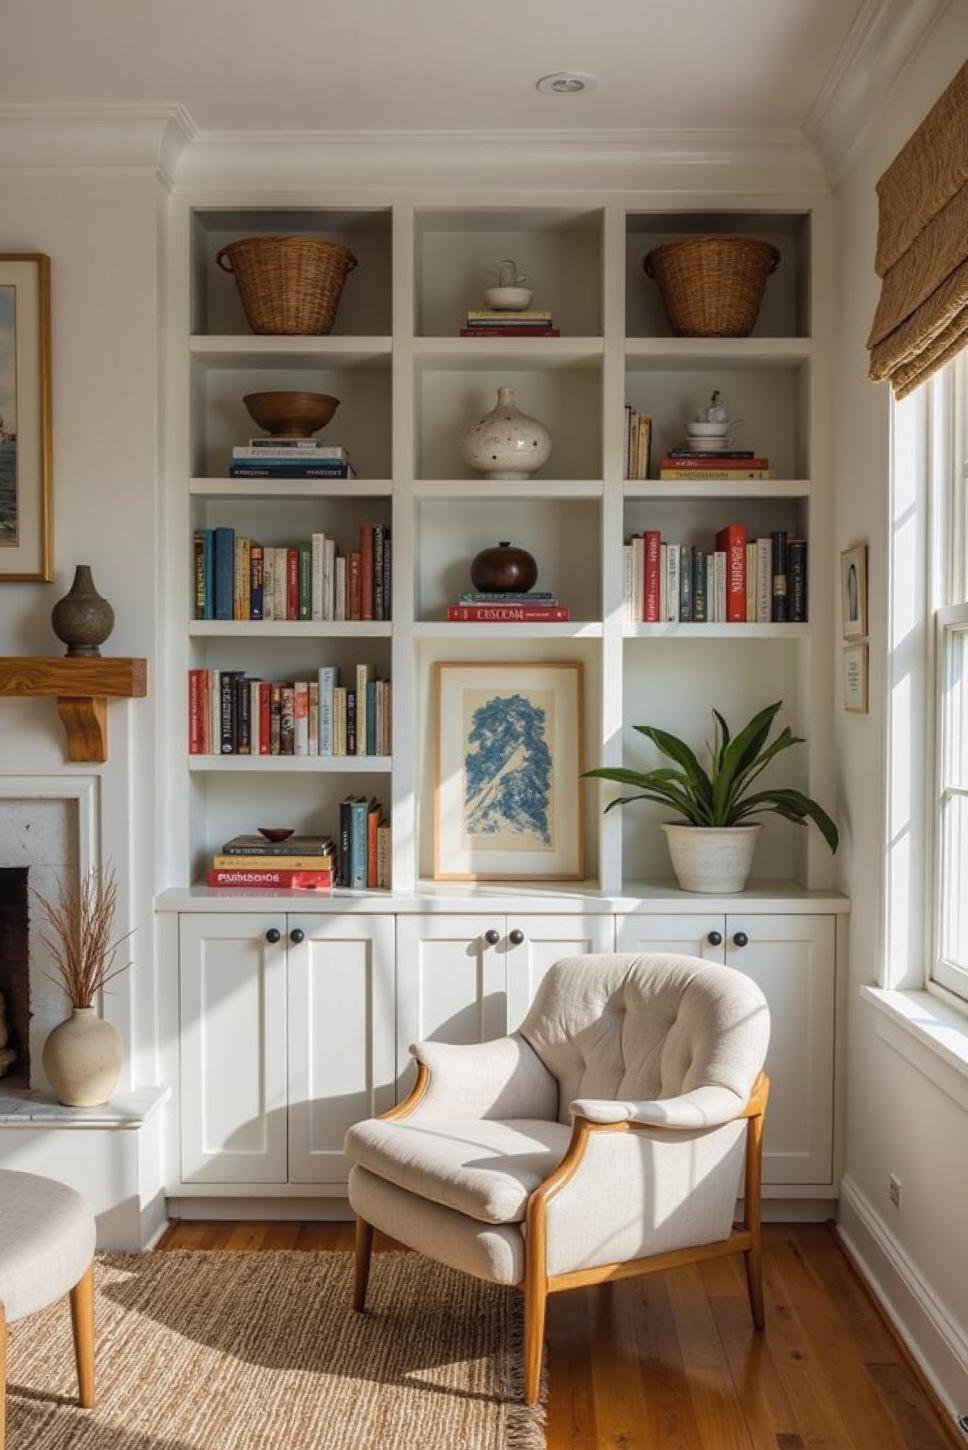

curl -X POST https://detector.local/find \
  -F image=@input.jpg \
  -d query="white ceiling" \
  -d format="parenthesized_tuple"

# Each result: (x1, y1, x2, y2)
(3, 0, 868, 134)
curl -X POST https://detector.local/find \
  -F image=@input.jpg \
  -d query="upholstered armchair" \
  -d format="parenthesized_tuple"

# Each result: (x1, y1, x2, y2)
(345, 953, 771, 1404)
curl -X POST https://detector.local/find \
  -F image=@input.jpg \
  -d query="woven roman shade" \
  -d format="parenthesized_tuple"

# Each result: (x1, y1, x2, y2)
(867, 60, 968, 399)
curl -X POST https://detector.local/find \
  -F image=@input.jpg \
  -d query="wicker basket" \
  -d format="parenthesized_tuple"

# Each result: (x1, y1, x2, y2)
(643, 236, 780, 337)
(215, 235, 358, 336)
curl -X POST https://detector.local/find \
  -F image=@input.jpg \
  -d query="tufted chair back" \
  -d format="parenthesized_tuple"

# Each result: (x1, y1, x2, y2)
(519, 953, 770, 1124)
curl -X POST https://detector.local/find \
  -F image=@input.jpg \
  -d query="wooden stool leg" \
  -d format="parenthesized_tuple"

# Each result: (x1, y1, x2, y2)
(523, 1272, 547, 1407)
(743, 1077, 768, 1331)
(69, 1263, 95, 1409)
(353, 1218, 374, 1312)
(1, 1300, 7, 1450)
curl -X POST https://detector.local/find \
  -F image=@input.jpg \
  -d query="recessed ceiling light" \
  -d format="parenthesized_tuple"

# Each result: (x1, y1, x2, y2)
(536, 72, 599, 95)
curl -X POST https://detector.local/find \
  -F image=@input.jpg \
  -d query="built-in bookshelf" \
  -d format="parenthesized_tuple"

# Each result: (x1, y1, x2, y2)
(165, 200, 834, 897)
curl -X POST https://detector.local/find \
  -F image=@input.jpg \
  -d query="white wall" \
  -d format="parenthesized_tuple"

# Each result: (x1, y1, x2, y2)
(834, 5, 968, 1410)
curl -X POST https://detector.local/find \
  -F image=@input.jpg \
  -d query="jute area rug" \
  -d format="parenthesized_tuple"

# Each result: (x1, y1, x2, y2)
(5, 1251, 547, 1449)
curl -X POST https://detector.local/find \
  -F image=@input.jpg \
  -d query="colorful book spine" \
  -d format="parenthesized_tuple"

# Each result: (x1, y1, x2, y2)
(756, 538, 772, 623)
(771, 531, 789, 622)
(250, 543, 264, 620)
(789, 539, 808, 622)
(658, 469, 774, 480)
(692, 550, 707, 623)
(213, 527, 235, 620)
(206, 868, 333, 889)
(227, 463, 356, 479)
(643, 531, 661, 622)
(348, 798, 368, 889)
(360, 524, 374, 621)
(678, 546, 693, 622)
(446, 605, 571, 622)
(715, 525, 748, 622)
(211, 855, 334, 870)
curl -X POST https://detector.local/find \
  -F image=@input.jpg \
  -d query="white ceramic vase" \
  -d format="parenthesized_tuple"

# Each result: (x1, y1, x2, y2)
(43, 1007, 123, 1107)
(461, 386, 552, 480)
(662, 823, 762, 894)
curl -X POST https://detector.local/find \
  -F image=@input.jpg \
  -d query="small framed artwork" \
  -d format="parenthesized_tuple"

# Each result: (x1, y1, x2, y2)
(435, 660, 584, 881)
(0, 254, 52, 582)
(841, 543, 867, 640)
(843, 644, 869, 713)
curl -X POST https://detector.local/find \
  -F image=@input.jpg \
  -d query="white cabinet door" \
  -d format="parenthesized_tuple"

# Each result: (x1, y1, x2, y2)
(287, 914, 395, 1185)
(179, 914, 288, 1184)
(616, 912, 726, 961)
(505, 914, 615, 1031)
(395, 915, 506, 1092)
(725, 914, 835, 1185)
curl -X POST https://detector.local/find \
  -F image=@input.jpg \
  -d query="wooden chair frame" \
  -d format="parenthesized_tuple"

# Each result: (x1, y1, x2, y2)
(353, 1067, 770, 1405)
(0, 1261, 95, 1447)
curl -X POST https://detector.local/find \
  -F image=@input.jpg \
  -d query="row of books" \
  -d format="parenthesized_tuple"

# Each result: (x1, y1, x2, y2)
(623, 528, 807, 623)
(229, 440, 356, 480)
(623, 409, 652, 480)
(657, 450, 775, 481)
(459, 308, 559, 338)
(192, 525, 391, 622)
(188, 667, 392, 756)
(446, 590, 571, 623)
(207, 816, 390, 891)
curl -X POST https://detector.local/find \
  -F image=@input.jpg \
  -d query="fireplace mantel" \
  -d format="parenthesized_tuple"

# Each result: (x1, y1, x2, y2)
(0, 657, 147, 763)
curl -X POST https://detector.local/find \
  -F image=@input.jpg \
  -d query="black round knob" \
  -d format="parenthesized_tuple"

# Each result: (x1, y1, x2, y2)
(290, 928, 305, 944)
(707, 930, 723, 946)
(484, 929, 500, 945)
(509, 929, 525, 946)
(265, 928, 281, 944)
(732, 931, 749, 948)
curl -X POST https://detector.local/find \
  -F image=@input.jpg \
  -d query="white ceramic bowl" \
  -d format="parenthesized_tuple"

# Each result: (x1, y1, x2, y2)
(483, 286, 534, 311)
(686, 420, 729, 437)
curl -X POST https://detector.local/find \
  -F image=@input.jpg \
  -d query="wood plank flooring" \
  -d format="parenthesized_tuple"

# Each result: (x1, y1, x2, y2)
(156, 1221, 959, 1450)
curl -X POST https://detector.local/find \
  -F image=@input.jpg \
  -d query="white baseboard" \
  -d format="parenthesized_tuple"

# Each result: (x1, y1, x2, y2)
(168, 1196, 353, 1222)
(838, 1174, 968, 1423)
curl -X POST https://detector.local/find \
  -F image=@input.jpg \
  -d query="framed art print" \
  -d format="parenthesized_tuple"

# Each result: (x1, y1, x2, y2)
(0, 254, 52, 582)
(841, 543, 867, 640)
(843, 643, 869, 713)
(434, 660, 584, 881)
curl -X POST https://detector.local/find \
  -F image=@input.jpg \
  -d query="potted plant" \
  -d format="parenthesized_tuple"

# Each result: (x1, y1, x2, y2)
(583, 701, 838, 893)
(36, 866, 132, 1106)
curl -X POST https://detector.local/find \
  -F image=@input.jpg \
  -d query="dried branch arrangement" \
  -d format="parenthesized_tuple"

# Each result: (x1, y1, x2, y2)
(34, 866, 133, 1009)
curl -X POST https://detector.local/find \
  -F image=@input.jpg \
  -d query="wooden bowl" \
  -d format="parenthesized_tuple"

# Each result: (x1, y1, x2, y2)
(258, 827, 295, 843)
(243, 391, 340, 438)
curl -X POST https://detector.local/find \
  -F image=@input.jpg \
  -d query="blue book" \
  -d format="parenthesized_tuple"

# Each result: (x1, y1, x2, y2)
(366, 681, 377, 757)
(213, 528, 235, 620)
(348, 797, 368, 888)
(318, 665, 339, 755)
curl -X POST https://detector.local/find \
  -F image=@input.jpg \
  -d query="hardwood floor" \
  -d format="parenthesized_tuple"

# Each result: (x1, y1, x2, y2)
(156, 1221, 958, 1449)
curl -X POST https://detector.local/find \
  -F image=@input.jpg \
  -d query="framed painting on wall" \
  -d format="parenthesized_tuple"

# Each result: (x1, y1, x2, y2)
(0, 254, 52, 582)
(840, 543, 867, 640)
(843, 643, 869, 713)
(434, 660, 584, 881)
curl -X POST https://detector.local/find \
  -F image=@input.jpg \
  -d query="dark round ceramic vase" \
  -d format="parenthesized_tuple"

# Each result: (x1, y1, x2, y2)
(470, 541, 538, 593)
(51, 565, 115, 658)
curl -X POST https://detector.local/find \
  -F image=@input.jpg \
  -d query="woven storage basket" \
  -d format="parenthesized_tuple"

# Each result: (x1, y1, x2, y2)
(215, 235, 358, 336)
(643, 236, 780, 337)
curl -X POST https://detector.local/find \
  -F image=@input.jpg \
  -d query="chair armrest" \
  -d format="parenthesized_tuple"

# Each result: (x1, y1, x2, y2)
(400, 1034, 559, 1122)
(570, 1084, 748, 1130)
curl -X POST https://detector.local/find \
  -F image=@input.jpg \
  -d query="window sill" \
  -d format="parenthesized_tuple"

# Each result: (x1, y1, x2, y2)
(861, 985, 968, 1112)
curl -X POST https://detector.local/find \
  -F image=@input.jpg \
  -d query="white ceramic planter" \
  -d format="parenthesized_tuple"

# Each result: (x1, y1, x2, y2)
(461, 385, 552, 480)
(662, 823, 762, 894)
(43, 1007, 123, 1107)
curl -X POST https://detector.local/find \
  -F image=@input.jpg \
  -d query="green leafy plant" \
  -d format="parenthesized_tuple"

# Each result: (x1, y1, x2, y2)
(582, 701, 838, 852)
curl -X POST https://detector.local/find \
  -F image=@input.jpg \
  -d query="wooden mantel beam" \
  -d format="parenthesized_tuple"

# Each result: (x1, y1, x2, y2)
(0, 657, 148, 763)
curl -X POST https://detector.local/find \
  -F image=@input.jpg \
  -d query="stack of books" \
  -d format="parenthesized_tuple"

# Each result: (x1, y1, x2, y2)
(207, 832, 336, 890)
(459, 309, 559, 338)
(188, 666, 392, 757)
(336, 795, 391, 889)
(623, 528, 807, 623)
(446, 591, 570, 623)
(193, 524, 391, 622)
(623, 409, 652, 480)
(228, 439, 356, 480)
(656, 448, 774, 481)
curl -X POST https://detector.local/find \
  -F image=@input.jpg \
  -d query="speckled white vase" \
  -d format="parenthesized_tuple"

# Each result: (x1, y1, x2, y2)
(662, 823, 761, 894)
(461, 386, 552, 480)
(43, 1007, 123, 1107)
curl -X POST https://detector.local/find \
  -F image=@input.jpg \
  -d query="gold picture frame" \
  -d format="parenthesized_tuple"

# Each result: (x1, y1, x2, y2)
(840, 543, 867, 641)
(0, 253, 52, 582)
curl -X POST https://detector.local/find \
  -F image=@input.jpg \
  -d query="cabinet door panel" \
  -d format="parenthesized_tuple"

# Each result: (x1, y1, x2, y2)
(506, 914, 615, 1031)
(287, 914, 395, 1185)
(179, 914, 287, 1185)
(726, 914, 835, 1185)
(395, 915, 505, 1091)
(616, 913, 726, 961)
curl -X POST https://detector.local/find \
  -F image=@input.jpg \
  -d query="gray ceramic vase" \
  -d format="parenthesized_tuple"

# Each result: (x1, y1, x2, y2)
(51, 565, 115, 658)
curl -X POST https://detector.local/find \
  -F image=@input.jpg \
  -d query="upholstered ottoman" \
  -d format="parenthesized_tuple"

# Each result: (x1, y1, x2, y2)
(0, 1169, 97, 1446)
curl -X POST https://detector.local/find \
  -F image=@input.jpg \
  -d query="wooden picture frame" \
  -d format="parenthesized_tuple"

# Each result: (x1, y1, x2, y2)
(840, 544, 867, 641)
(0, 254, 52, 582)
(434, 659, 584, 881)
(843, 643, 869, 713)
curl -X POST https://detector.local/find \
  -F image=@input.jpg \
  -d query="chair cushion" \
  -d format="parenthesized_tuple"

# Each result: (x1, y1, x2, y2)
(344, 1117, 572, 1224)
(0, 1168, 96, 1323)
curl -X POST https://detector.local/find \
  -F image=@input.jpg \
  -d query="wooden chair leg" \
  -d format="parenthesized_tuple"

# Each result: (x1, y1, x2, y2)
(353, 1218, 374, 1312)
(1, 1300, 7, 1450)
(743, 1082, 768, 1331)
(523, 1269, 547, 1406)
(69, 1263, 95, 1409)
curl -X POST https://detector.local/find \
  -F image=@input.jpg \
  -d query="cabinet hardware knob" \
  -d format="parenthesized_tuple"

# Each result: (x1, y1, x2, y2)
(265, 928, 281, 944)
(732, 931, 749, 948)
(707, 930, 723, 946)
(509, 929, 525, 946)
(289, 928, 306, 944)
(484, 929, 500, 945)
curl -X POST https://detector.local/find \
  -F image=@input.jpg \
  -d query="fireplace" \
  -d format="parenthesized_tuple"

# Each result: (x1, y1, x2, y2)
(0, 867, 30, 1086)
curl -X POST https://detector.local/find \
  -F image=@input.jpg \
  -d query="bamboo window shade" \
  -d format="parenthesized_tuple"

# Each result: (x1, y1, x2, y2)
(867, 60, 968, 399)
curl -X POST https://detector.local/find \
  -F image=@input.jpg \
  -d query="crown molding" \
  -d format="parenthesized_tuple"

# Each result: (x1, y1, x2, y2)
(0, 102, 195, 182)
(804, 0, 952, 182)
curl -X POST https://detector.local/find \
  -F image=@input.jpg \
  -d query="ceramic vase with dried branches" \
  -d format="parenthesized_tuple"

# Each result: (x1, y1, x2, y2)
(36, 867, 132, 1107)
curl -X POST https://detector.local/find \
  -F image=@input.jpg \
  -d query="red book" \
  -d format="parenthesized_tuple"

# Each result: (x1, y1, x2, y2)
(348, 552, 362, 620)
(360, 524, 374, 621)
(643, 531, 662, 622)
(188, 670, 202, 754)
(659, 457, 770, 470)
(366, 803, 379, 890)
(258, 682, 271, 754)
(206, 868, 333, 890)
(459, 327, 561, 337)
(446, 605, 571, 622)
(286, 547, 299, 621)
(715, 525, 748, 622)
